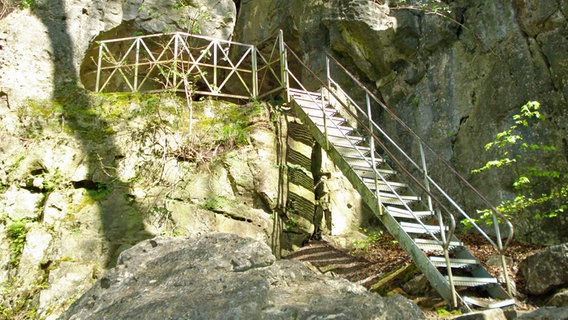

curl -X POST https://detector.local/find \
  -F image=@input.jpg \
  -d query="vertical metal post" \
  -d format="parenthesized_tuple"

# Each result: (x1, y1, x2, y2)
(325, 55, 331, 89)
(251, 45, 258, 99)
(173, 33, 179, 89)
(134, 38, 140, 92)
(367, 93, 383, 215)
(321, 88, 329, 151)
(96, 42, 104, 92)
(439, 209, 457, 308)
(278, 29, 289, 102)
(493, 214, 512, 295)
(419, 143, 433, 212)
(213, 41, 218, 93)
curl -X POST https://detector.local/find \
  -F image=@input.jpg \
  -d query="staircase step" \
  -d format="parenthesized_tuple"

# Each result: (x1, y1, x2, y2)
(386, 206, 433, 220)
(343, 155, 383, 168)
(448, 276, 498, 287)
(400, 222, 447, 234)
(364, 178, 407, 192)
(299, 105, 337, 118)
(316, 123, 357, 136)
(291, 94, 324, 104)
(353, 167, 397, 179)
(311, 116, 346, 127)
(414, 238, 463, 251)
(327, 135, 365, 146)
(463, 296, 517, 309)
(429, 256, 479, 268)
(334, 145, 371, 157)
(288, 88, 321, 97)
(377, 192, 420, 205)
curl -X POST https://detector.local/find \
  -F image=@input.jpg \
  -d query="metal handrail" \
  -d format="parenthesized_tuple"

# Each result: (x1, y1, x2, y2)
(281, 40, 514, 295)
(324, 52, 513, 294)
(325, 53, 514, 249)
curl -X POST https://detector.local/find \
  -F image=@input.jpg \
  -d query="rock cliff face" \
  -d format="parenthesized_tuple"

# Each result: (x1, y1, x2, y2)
(0, 0, 236, 106)
(234, 0, 568, 244)
(0, 93, 280, 318)
(59, 233, 425, 320)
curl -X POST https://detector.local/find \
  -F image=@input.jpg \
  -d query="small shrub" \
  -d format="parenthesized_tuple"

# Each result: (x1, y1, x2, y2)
(6, 219, 29, 268)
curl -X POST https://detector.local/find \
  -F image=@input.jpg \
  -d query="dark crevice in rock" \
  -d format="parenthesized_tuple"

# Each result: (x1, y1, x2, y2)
(221, 212, 253, 223)
(562, 138, 568, 164)
(72, 180, 99, 190)
(222, 162, 240, 197)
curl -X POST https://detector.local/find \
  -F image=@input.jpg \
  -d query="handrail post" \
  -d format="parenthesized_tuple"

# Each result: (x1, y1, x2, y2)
(173, 33, 179, 89)
(326, 55, 331, 89)
(439, 209, 458, 308)
(278, 30, 289, 101)
(367, 93, 383, 215)
(321, 88, 330, 150)
(252, 44, 258, 99)
(493, 213, 513, 295)
(213, 41, 218, 93)
(134, 38, 140, 92)
(96, 42, 104, 92)
(419, 143, 433, 212)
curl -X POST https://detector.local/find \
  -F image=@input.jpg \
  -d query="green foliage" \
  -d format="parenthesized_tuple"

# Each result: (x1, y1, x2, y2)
(201, 195, 234, 211)
(436, 306, 462, 317)
(353, 228, 383, 250)
(175, 1, 212, 34)
(410, 97, 420, 106)
(86, 182, 112, 201)
(468, 101, 566, 227)
(18, 0, 34, 9)
(6, 219, 29, 268)
(283, 215, 299, 231)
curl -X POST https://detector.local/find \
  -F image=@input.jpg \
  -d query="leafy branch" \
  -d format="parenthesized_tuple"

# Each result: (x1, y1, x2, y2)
(468, 101, 566, 227)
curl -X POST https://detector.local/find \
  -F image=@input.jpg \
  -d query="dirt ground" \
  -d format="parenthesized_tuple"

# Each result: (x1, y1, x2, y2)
(285, 232, 545, 318)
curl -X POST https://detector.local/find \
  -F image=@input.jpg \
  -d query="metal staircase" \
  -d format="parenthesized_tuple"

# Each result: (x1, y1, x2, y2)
(287, 87, 514, 311)
(93, 30, 516, 311)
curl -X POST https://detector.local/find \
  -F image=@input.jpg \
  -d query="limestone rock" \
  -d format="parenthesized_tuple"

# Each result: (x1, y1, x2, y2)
(59, 233, 425, 319)
(0, 0, 236, 106)
(547, 288, 568, 308)
(520, 244, 568, 295)
(452, 308, 506, 320)
(39, 262, 96, 319)
(515, 307, 568, 320)
(1, 186, 45, 220)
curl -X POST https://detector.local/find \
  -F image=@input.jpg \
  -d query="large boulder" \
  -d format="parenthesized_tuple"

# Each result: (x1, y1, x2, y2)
(520, 244, 568, 295)
(515, 307, 568, 320)
(59, 233, 425, 319)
